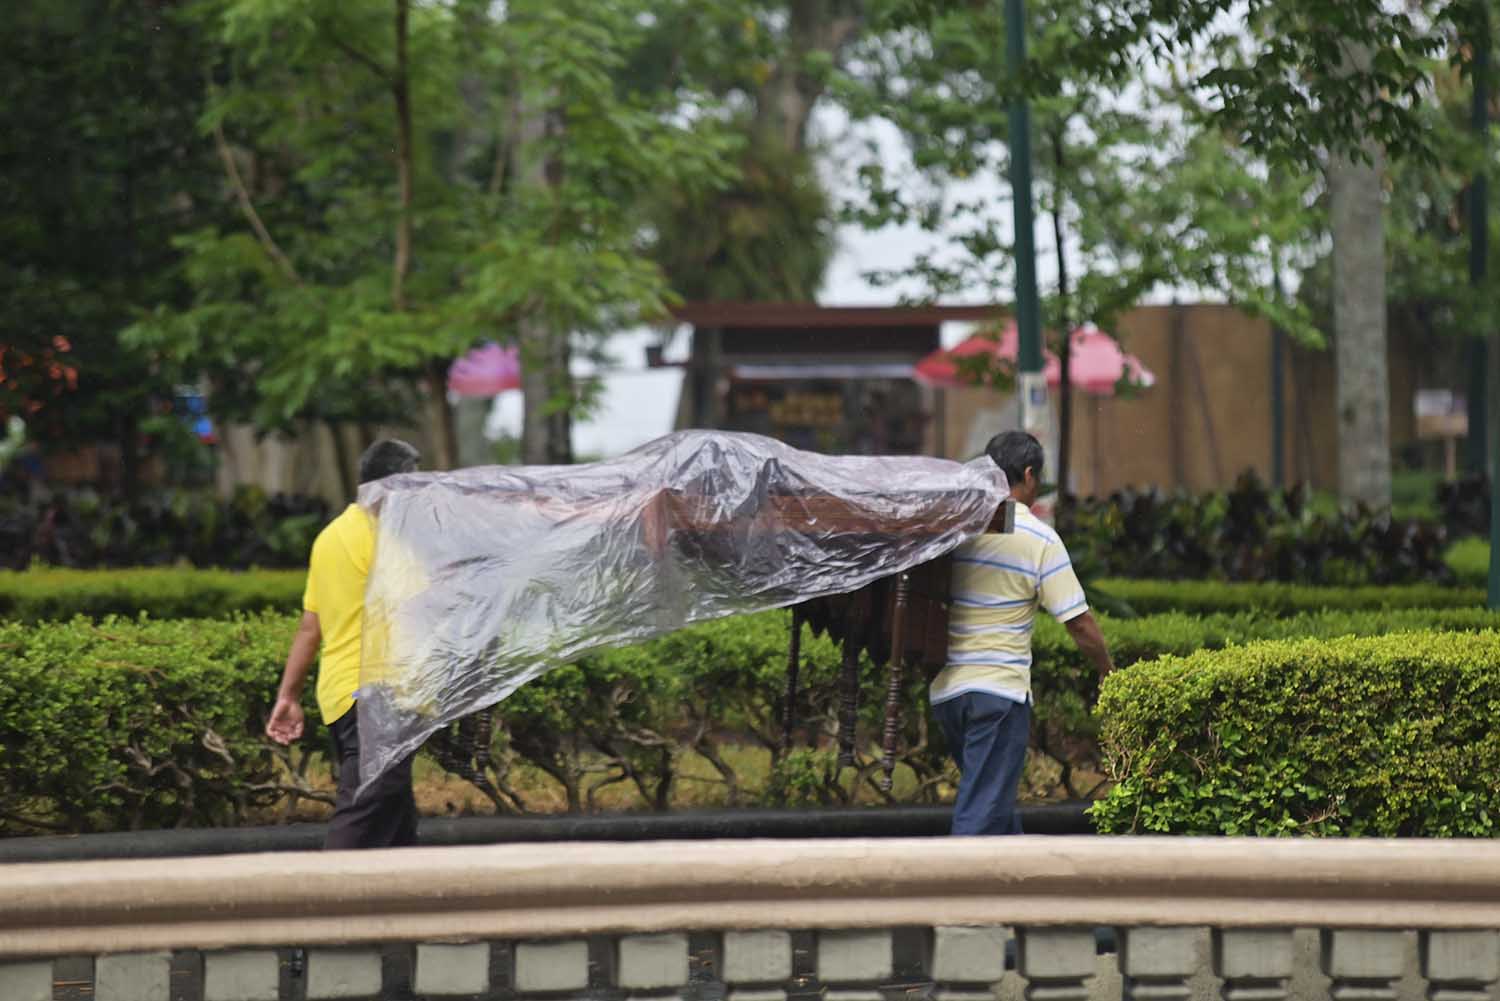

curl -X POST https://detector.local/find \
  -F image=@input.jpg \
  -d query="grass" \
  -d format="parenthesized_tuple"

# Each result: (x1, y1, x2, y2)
(1446, 537, 1490, 588)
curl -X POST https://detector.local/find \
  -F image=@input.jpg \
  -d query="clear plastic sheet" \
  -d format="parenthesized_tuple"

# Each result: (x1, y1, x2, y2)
(354, 430, 1007, 791)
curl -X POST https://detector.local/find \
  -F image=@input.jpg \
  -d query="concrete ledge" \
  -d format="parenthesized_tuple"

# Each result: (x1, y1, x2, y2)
(4, 836, 1500, 957)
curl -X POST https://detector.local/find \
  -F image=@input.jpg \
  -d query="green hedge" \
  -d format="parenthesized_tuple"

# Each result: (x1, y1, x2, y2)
(10, 604, 1500, 833)
(0, 568, 305, 622)
(3, 567, 1487, 625)
(1099, 578, 1485, 617)
(1091, 631, 1500, 837)
(0, 613, 310, 833)
(1026, 606, 1500, 792)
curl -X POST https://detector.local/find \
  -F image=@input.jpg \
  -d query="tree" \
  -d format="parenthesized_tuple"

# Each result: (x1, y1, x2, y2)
(840, 0, 1323, 492)
(127, 0, 737, 470)
(633, 0, 868, 303)
(1, 1, 228, 492)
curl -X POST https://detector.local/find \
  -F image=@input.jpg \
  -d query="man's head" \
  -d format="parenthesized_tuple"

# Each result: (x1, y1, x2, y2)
(358, 439, 421, 485)
(984, 430, 1043, 505)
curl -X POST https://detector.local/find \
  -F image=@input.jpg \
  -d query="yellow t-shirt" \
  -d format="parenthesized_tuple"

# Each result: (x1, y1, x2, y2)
(929, 502, 1088, 706)
(303, 504, 375, 724)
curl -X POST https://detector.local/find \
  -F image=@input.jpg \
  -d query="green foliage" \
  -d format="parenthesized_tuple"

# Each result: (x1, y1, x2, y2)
(1439, 475, 1490, 539)
(1099, 579, 1484, 617)
(1028, 604, 1500, 794)
(0, 613, 319, 833)
(0, 488, 329, 573)
(9, 598, 1500, 832)
(0, 568, 304, 624)
(1444, 537, 1489, 588)
(1059, 473, 1454, 585)
(1092, 630, 1500, 836)
(649, 136, 834, 301)
(841, 0, 1324, 348)
(1, 1, 228, 459)
(119, 0, 742, 456)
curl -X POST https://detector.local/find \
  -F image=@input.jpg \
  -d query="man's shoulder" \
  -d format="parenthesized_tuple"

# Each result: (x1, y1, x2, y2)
(310, 505, 372, 562)
(1012, 509, 1062, 547)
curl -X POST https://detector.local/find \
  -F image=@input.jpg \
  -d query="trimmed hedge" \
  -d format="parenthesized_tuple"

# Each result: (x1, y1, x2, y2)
(1099, 578, 1486, 617)
(0, 568, 306, 623)
(9, 604, 1500, 833)
(1027, 606, 1500, 793)
(0, 613, 312, 833)
(1091, 631, 1500, 837)
(3, 567, 1487, 625)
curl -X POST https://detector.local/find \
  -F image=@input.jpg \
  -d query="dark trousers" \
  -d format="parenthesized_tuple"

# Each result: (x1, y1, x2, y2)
(326, 708, 418, 850)
(934, 692, 1031, 836)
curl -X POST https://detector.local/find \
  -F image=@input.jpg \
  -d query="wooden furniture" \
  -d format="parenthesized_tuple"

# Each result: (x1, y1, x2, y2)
(784, 499, 1016, 790)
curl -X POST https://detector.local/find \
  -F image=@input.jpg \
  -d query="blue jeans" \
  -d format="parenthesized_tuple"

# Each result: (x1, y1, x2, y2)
(934, 692, 1031, 835)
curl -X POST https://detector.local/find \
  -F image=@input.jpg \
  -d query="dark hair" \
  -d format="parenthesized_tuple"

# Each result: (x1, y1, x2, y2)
(358, 439, 421, 485)
(984, 430, 1043, 488)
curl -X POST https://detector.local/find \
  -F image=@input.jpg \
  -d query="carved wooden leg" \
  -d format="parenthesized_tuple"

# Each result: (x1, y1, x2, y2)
(837, 637, 860, 767)
(779, 607, 802, 755)
(879, 573, 911, 792)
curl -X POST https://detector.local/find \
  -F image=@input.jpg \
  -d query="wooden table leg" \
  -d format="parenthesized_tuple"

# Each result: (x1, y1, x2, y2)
(880, 572, 911, 792)
(780, 606, 802, 755)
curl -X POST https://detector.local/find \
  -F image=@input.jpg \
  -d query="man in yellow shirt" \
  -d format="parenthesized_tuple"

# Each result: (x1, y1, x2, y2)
(930, 430, 1114, 835)
(266, 439, 421, 849)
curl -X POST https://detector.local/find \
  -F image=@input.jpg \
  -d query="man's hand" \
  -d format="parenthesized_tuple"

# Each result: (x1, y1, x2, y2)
(1063, 610, 1114, 684)
(266, 610, 320, 745)
(266, 695, 305, 745)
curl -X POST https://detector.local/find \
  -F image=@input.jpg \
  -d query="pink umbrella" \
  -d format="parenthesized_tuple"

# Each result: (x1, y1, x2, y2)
(913, 321, 1153, 395)
(1059, 326, 1156, 395)
(448, 343, 522, 397)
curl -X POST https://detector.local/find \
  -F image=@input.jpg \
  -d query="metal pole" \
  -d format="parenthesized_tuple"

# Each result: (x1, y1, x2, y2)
(1473, 27, 1491, 480)
(1271, 269, 1286, 490)
(1006, 0, 1047, 440)
(1471, 15, 1499, 609)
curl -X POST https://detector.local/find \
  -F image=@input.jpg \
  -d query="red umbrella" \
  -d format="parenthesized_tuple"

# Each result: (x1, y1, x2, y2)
(913, 322, 1152, 395)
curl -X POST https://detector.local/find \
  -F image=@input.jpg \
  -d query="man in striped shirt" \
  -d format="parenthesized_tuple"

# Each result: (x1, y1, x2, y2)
(931, 431, 1114, 835)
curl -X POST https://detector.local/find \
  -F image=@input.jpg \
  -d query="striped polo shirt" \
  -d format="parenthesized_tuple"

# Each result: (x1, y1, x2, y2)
(929, 502, 1088, 706)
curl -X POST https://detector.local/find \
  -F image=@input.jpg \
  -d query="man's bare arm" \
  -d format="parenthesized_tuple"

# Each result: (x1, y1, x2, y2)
(266, 610, 321, 744)
(1064, 610, 1114, 681)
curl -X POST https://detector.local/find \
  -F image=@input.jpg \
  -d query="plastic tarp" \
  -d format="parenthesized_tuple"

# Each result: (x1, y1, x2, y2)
(354, 430, 1007, 790)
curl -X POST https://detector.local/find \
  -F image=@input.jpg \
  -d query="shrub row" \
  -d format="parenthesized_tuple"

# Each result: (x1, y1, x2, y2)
(0, 486, 329, 570)
(1098, 578, 1485, 617)
(8, 605, 1500, 833)
(1059, 472, 1452, 585)
(0, 473, 1469, 579)
(2, 567, 1485, 624)
(1027, 605, 1500, 791)
(1092, 630, 1500, 837)
(0, 568, 306, 623)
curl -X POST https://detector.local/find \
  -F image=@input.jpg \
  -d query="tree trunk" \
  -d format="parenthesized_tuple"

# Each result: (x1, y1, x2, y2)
(518, 314, 554, 465)
(388, 0, 457, 469)
(545, 328, 573, 465)
(753, 0, 866, 152)
(327, 420, 355, 504)
(425, 361, 459, 470)
(510, 82, 572, 466)
(391, 0, 414, 315)
(1327, 118, 1391, 507)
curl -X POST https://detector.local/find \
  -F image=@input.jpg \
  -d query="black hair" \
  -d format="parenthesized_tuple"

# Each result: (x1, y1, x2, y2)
(358, 439, 421, 485)
(984, 430, 1043, 488)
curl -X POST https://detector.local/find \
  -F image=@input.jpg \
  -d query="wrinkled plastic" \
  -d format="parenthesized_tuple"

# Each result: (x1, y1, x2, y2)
(355, 430, 1007, 791)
